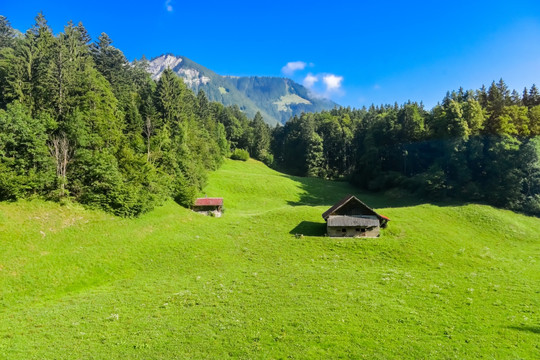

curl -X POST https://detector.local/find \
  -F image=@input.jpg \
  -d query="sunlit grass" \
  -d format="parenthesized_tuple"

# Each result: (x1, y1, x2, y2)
(0, 159, 538, 358)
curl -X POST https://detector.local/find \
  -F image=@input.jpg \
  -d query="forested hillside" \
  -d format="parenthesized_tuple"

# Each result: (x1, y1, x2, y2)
(0, 14, 273, 216)
(271, 83, 540, 215)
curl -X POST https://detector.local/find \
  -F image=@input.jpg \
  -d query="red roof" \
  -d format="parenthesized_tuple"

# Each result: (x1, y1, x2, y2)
(194, 198, 223, 206)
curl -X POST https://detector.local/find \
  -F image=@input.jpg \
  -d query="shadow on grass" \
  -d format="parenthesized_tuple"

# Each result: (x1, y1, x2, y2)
(289, 221, 327, 237)
(281, 173, 468, 210)
(507, 325, 540, 335)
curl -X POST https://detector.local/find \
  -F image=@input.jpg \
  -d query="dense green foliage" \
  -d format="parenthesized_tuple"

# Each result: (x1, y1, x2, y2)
(272, 82, 540, 215)
(1, 159, 538, 358)
(0, 14, 271, 216)
(230, 148, 250, 161)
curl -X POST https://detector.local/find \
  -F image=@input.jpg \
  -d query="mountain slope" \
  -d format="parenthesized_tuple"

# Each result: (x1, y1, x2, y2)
(148, 54, 338, 125)
(1, 159, 539, 358)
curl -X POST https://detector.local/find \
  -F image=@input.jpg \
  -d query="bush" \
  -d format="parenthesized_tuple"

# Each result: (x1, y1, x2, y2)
(261, 152, 274, 166)
(231, 149, 249, 161)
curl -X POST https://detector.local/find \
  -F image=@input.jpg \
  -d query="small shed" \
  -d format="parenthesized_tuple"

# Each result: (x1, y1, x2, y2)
(322, 195, 389, 238)
(193, 197, 223, 217)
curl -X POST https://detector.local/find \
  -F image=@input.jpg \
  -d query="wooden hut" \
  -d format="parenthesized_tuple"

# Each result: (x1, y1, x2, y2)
(193, 197, 223, 217)
(322, 195, 389, 237)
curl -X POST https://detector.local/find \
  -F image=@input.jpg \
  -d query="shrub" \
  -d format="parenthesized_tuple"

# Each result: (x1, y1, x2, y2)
(231, 149, 249, 161)
(261, 152, 274, 166)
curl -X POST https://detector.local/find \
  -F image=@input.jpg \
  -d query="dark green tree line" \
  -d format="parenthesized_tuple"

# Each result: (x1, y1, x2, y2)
(272, 80, 540, 215)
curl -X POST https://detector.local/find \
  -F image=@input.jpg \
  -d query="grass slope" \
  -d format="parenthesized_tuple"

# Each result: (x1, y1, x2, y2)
(0, 159, 539, 359)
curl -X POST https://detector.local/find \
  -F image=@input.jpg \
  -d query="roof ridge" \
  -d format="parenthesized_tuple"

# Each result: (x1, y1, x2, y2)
(322, 194, 355, 220)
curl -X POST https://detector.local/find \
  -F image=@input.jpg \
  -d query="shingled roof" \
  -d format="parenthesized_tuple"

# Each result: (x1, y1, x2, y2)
(327, 215, 380, 227)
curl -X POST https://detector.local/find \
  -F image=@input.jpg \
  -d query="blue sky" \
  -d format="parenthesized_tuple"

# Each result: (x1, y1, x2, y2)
(2, 0, 540, 108)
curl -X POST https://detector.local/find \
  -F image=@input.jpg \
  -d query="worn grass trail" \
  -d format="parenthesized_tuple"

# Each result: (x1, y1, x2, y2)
(0, 159, 539, 359)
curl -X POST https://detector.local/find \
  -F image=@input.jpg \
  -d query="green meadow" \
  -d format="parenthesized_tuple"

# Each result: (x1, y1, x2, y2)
(0, 159, 539, 359)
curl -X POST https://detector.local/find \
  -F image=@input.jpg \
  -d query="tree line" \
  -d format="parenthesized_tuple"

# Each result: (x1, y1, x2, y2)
(0, 14, 272, 216)
(2, 13, 538, 217)
(271, 81, 540, 215)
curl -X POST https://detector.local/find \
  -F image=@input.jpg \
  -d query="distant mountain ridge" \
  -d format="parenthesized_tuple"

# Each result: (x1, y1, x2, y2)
(147, 54, 338, 125)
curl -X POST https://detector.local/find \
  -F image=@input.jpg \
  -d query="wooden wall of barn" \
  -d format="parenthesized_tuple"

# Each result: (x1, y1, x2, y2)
(333, 201, 377, 217)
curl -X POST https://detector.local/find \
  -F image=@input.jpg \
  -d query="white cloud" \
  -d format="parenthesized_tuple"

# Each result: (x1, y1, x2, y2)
(282, 62, 344, 99)
(165, 0, 173, 12)
(281, 61, 307, 76)
(303, 73, 319, 89)
(322, 74, 343, 93)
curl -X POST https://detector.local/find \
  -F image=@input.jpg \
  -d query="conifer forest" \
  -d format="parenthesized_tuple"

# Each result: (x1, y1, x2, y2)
(1, 14, 539, 216)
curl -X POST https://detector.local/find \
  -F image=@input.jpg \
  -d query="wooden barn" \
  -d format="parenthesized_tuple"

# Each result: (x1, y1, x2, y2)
(322, 195, 389, 238)
(193, 197, 223, 217)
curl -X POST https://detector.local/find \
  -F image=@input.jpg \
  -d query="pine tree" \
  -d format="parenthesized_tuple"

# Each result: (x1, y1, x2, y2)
(510, 90, 522, 105)
(306, 132, 325, 177)
(250, 111, 271, 161)
(154, 68, 192, 139)
(47, 21, 92, 122)
(2, 12, 55, 115)
(485, 81, 505, 134)
(0, 16, 15, 49)
(91, 33, 132, 105)
(529, 84, 540, 107)
(197, 90, 210, 121)
(477, 85, 488, 108)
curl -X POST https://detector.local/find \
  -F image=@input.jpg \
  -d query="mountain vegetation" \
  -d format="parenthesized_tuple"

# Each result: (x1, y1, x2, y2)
(148, 54, 337, 125)
(0, 14, 272, 216)
(271, 83, 540, 216)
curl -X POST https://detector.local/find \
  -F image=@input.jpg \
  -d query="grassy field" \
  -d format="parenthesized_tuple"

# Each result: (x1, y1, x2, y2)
(0, 159, 539, 359)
